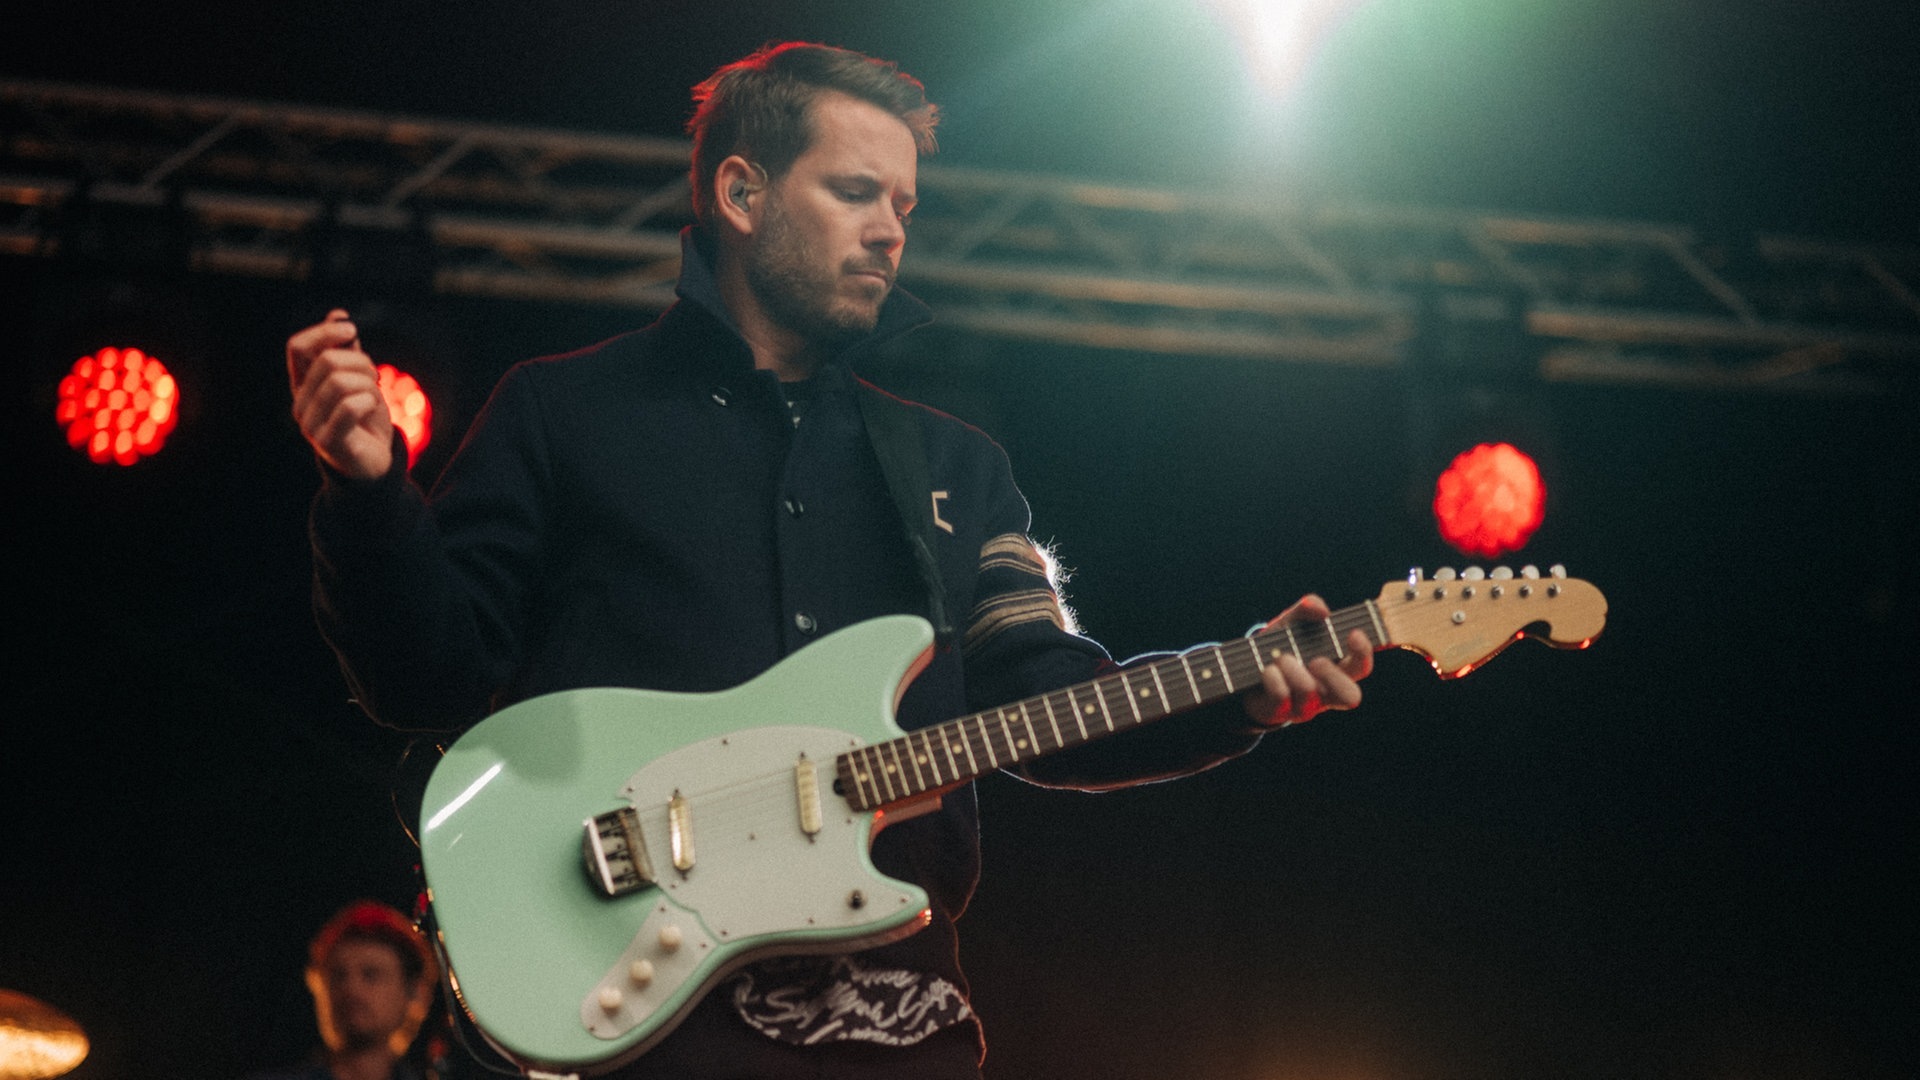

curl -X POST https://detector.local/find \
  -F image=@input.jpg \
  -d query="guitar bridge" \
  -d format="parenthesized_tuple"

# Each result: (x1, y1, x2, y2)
(583, 807, 655, 897)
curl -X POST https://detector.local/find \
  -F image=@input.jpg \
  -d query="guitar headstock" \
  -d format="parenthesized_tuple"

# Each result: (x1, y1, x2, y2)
(1374, 565, 1606, 679)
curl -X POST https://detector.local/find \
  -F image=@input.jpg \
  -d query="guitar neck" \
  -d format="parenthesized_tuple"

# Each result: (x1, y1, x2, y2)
(834, 601, 1386, 811)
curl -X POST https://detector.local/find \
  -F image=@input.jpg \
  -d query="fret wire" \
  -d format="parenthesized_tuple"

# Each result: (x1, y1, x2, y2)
(1118, 671, 1144, 725)
(1065, 686, 1091, 742)
(1093, 678, 1119, 732)
(938, 726, 964, 779)
(1177, 652, 1206, 705)
(1363, 599, 1387, 646)
(849, 747, 871, 806)
(955, 721, 981, 776)
(901, 732, 929, 792)
(1017, 701, 1041, 757)
(973, 715, 1000, 769)
(896, 739, 922, 796)
(1147, 662, 1173, 716)
(859, 748, 884, 806)
(918, 730, 944, 787)
(1041, 692, 1066, 749)
(875, 737, 902, 799)
(1324, 617, 1345, 660)
(837, 754, 864, 809)
(878, 741, 906, 802)
(999, 710, 1022, 759)
(872, 745, 899, 804)
(1213, 644, 1238, 693)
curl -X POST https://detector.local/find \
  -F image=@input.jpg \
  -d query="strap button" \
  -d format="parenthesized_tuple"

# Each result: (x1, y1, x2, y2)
(794, 612, 817, 635)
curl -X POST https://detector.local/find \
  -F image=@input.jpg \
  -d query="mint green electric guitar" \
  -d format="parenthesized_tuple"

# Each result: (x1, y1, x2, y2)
(419, 569, 1605, 1075)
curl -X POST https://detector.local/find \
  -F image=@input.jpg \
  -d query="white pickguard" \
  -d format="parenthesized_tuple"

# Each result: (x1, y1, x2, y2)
(580, 725, 923, 1042)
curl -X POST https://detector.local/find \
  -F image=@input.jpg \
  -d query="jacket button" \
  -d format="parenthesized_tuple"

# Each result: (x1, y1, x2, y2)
(784, 497, 806, 518)
(710, 386, 732, 406)
(794, 612, 817, 634)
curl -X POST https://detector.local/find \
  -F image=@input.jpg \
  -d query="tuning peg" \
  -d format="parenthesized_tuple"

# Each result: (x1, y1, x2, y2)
(1434, 567, 1457, 582)
(1462, 566, 1486, 581)
(1520, 565, 1540, 579)
(1549, 564, 1567, 579)
(1490, 566, 1514, 580)
(1407, 567, 1425, 583)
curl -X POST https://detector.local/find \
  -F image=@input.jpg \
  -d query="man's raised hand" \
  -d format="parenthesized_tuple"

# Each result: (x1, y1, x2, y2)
(287, 309, 393, 480)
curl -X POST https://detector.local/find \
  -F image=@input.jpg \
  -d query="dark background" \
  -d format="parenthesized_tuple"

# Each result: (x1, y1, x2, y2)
(4, 2, 1917, 1078)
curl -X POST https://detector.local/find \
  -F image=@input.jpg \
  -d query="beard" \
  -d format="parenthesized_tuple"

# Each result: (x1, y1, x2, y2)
(744, 195, 890, 350)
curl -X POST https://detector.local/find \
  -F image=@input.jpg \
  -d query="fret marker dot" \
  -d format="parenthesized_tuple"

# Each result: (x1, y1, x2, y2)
(916, 755, 928, 765)
(1138, 688, 1151, 698)
(1084, 704, 1097, 715)
(1202, 669, 1214, 678)
(1016, 739, 1029, 749)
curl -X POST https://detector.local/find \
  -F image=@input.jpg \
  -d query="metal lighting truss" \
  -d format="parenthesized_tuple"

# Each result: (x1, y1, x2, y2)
(4, 78, 1916, 392)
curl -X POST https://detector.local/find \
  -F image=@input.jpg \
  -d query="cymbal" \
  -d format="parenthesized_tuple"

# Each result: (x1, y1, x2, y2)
(0, 990, 89, 1080)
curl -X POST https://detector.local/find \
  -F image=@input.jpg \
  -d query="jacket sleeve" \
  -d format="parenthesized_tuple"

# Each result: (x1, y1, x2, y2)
(308, 363, 554, 730)
(957, 440, 1267, 791)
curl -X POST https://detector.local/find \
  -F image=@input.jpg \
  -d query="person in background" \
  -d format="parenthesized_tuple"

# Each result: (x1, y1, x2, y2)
(247, 900, 439, 1080)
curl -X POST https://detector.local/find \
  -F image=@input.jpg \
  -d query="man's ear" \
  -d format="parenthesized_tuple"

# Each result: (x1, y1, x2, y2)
(714, 155, 765, 233)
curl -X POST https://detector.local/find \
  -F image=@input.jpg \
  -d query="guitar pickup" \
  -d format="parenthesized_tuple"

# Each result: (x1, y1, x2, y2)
(583, 807, 655, 897)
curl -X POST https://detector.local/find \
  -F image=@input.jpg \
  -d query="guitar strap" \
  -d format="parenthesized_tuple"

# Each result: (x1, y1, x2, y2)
(856, 384, 956, 649)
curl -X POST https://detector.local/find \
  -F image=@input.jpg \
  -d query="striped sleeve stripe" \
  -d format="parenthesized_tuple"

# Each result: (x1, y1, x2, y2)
(964, 588, 1067, 654)
(980, 533, 1048, 574)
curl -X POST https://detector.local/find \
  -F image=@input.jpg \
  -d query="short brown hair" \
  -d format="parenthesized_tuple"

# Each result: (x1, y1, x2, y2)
(687, 42, 939, 223)
(307, 899, 433, 985)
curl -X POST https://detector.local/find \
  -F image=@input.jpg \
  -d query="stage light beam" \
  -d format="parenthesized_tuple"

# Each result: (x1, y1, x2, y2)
(1204, 0, 1373, 99)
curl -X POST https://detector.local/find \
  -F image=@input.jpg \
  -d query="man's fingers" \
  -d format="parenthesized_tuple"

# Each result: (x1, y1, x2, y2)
(293, 350, 379, 421)
(1309, 656, 1362, 710)
(286, 311, 361, 383)
(1341, 630, 1374, 681)
(1247, 595, 1375, 727)
(294, 364, 380, 434)
(1270, 593, 1329, 627)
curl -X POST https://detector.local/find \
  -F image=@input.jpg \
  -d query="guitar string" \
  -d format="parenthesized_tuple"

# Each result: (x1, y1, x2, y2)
(615, 605, 1391, 828)
(655, 584, 1587, 824)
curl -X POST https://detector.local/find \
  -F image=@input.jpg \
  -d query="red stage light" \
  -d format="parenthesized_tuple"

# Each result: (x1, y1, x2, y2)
(377, 363, 432, 468)
(1433, 442, 1545, 558)
(55, 347, 180, 466)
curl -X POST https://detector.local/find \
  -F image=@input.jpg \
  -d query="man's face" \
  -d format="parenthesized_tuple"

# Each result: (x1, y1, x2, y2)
(320, 939, 416, 1052)
(743, 91, 919, 347)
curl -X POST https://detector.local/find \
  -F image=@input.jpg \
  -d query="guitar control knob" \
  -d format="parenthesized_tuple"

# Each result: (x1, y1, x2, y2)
(630, 960, 655, 986)
(599, 986, 623, 1012)
(658, 925, 684, 951)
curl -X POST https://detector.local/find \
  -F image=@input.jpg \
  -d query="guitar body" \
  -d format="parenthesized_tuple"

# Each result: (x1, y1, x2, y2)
(419, 615, 940, 1075)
